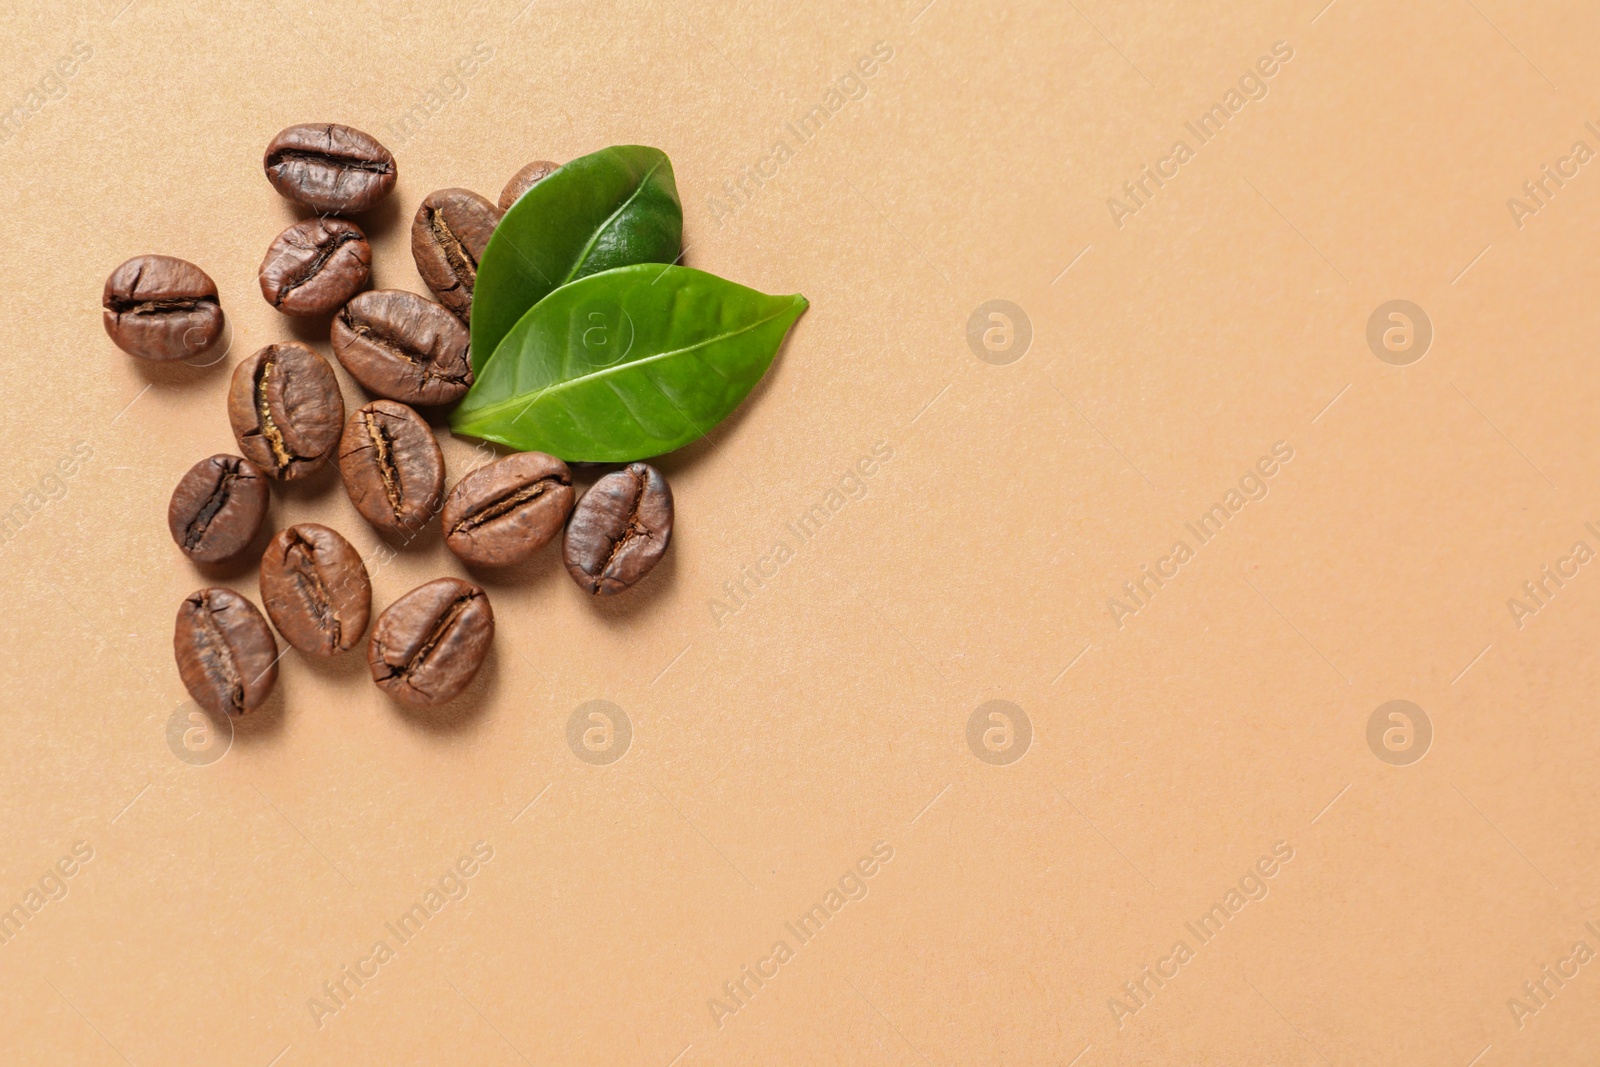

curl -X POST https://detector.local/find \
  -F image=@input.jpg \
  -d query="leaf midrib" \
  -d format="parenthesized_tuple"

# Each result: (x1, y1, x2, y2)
(455, 298, 800, 427)
(561, 156, 666, 288)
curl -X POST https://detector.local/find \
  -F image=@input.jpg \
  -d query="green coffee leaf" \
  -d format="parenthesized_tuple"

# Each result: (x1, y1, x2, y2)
(451, 265, 806, 461)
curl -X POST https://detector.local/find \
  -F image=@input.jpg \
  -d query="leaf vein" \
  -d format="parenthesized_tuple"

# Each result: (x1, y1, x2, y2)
(564, 156, 667, 286)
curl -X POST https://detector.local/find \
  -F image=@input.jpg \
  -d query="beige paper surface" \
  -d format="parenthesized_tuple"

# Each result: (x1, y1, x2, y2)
(3, 0, 1599, 1062)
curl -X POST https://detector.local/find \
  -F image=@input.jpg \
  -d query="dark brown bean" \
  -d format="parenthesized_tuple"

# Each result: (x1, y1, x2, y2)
(227, 343, 345, 480)
(338, 400, 444, 536)
(331, 289, 472, 406)
(442, 452, 573, 567)
(411, 188, 499, 322)
(260, 217, 371, 317)
(498, 160, 559, 211)
(259, 524, 370, 656)
(563, 463, 673, 595)
(102, 255, 224, 361)
(368, 577, 493, 706)
(174, 588, 278, 716)
(167, 455, 269, 563)
(263, 123, 396, 214)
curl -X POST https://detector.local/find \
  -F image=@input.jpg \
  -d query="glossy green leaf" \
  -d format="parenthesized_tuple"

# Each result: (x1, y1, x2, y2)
(450, 265, 807, 461)
(470, 145, 682, 374)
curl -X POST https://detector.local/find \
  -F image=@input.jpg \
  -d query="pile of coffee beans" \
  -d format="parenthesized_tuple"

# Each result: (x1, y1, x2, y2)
(104, 123, 673, 716)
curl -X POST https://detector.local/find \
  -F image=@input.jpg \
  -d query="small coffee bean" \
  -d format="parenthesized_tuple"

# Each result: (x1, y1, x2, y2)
(228, 343, 345, 480)
(174, 587, 278, 716)
(442, 452, 573, 567)
(259, 523, 370, 656)
(338, 400, 444, 536)
(411, 188, 500, 322)
(260, 217, 371, 317)
(563, 462, 673, 595)
(167, 455, 269, 563)
(368, 577, 493, 706)
(102, 255, 224, 361)
(498, 160, 559, 211)
(331, 289, 472, 406)
(263, 123, 396, 214)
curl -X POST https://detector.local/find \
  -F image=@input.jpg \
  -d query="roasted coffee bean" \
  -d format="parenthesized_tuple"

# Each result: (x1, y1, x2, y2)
(228, 343, 345, 480)
(260, 217, 371, 317)
(442, 452, 573, 567)
(331, 289, 472, 406)
(368, 577, 493, 706)
(102, 255, 224, 361)
(174, 587, 278, 716)
(563, 462, 673, 595)
(498, 160, 559, 211)
(259, 523, 370, 656)
(167, 455, 269, 563)
(411, 189, 499, 322)
(262, 123, 396, 214)
(338, 400, 444, 535)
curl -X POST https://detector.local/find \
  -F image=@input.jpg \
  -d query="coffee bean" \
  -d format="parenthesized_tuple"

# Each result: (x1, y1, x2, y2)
(259, 523, 370, 656)
(263, 123, 396, 214)
(167, 455, 269, 563)
(102, 255, 224, 361)
(442, 452, 573, 567)
(498, 160, 559, 211)
(563, 462, 673, 595)
(368, 577, 493, 706)
(331, 289, 472, 406)
(174, 587, 278, 716)
(411, 188, 499, 322)
(338, 400, 444, 536)
(228, 343, 345, 480)
(260, 217, 371, 317)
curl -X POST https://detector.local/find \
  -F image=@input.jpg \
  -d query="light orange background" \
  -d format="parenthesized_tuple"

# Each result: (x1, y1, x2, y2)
(3, 0, 1600, 1063)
